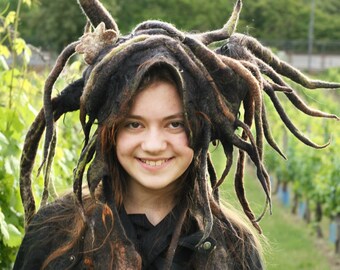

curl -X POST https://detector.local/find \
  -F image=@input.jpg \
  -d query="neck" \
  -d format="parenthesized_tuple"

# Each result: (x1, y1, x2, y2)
(123, 181, 177, 225)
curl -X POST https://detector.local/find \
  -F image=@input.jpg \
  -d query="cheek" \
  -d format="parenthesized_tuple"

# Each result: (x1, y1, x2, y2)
(175, 134, 194, 160)
(187, 148, 194, 161)
(115, 132, 133, 158)
(174, 133, 190, 147)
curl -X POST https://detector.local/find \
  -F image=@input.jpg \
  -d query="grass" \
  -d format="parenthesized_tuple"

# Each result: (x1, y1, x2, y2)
(210, 145, 332, 270)
(259, 197, 331, 270)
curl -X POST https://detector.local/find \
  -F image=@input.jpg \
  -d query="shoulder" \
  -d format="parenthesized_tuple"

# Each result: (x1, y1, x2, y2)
(25, 193, 78, 234)
(13, 194, 82, 270)
(25, 193, 80, 234)
(208, 211, 265, 269)
(187, 204, 264, 269)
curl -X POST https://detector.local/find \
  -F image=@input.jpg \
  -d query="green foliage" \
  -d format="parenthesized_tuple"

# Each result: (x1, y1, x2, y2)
(241, 1, 310, 40)
(264, 72, 340, 219)
(0, 2, 83, 268)
(9, 0, 119, 52)
(0, 0, 339, 267)
(17, 0, 89, 52)
(1, 0, 339, 53)
(0, 4, 35, 267)
(115, 0, 234, 34)
(314, 0, 340, 41)
(211, 145, 333, 270)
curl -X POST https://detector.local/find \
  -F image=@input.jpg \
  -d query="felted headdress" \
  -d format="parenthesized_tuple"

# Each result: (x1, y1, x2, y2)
(20, 0, 339, 244)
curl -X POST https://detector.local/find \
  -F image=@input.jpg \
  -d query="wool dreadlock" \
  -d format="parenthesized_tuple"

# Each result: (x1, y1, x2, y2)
(20, 0, 339, 250)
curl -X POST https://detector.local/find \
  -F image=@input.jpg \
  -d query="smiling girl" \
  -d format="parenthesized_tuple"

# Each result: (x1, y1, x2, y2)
(14, 0, 339, 269)
(14, 64, 264, 269)
(115, 77, 194, 225)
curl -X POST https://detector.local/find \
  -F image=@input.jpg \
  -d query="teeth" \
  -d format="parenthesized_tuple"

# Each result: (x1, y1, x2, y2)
(141, 159, 168, 166)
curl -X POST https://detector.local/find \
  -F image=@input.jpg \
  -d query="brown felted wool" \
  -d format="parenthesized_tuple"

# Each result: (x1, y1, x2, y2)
(20, 0, 339, 245)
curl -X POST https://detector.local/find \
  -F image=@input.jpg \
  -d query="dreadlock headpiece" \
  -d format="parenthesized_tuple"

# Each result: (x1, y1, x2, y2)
(20, 0, 339, 247)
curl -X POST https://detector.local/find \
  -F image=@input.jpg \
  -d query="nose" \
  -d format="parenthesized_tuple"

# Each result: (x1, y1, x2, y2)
(141, 128, 167, 153)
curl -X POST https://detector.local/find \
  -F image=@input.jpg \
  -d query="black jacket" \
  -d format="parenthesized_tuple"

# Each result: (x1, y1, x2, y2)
(13, 196, 263, 270)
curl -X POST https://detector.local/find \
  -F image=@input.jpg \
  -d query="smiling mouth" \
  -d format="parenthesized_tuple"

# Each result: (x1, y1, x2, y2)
(139, 158, 171, 167)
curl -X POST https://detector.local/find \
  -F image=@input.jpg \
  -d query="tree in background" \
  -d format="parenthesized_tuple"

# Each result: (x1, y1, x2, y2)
(115, 0, 233, 34)
(1, 0, 339, 53)
(314, 0, 340, 40)
(0, 0, 118, 52)
(240, 1, 310, 40)
(1, 1, 36, 268)
(0, 1, 84, 268)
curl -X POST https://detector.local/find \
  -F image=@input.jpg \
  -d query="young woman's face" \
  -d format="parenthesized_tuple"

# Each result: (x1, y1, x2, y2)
(116, 80, 194, 194)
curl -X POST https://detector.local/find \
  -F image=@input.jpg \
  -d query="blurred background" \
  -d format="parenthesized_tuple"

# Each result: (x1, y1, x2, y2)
(0, 0, 339, 269)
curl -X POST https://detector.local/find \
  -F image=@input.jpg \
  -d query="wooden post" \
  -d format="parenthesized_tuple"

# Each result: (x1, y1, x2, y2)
(303, 199, 311, 224)
(315, 202, 323, 238)
(291, 192, 299, 215)
(335, 214, 340, 254)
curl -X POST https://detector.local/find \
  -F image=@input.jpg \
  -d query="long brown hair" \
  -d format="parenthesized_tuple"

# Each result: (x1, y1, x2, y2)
(97, 64, 265, 268)
(40, 64, 203, 269)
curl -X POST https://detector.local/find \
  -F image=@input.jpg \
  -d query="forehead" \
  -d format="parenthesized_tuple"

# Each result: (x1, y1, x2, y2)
(129, 80, 183, 115)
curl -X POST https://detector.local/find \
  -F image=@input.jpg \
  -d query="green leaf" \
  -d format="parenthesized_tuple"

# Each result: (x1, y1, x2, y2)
(0, 132, 9, 146)
(69, 60, 82, 72)
(0, 45, 10, 58)
(0, 210, 9, 241)
(4, 11, 16, 27)
(4, 224, 22, 247)
(0, 55, 9, 70)
(23, 0, 32, 7)
(13, 38, 26, 56)
(0, 209, 22, 248)
(0, 212, 22, 247)
(4, 159, 14, 175)
(28, 103, 38, 115)
(24, 44, 32, 63)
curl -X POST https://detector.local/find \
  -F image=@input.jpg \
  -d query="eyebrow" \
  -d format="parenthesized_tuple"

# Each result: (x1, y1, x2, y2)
(126, 112, 185, 120)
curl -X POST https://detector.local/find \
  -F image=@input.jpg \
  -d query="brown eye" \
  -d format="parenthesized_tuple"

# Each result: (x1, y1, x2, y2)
(127, 122, 142, 129)
(169, 121, 184, 129)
